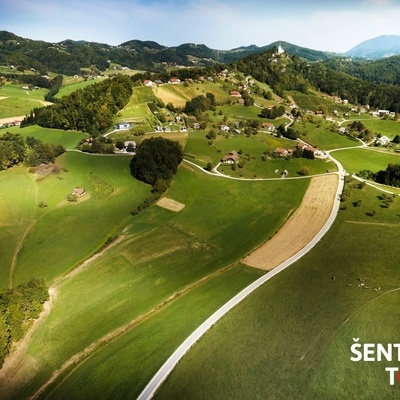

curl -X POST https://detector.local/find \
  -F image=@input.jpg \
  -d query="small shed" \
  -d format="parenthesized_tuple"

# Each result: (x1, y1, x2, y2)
(72, 187, 86, 197)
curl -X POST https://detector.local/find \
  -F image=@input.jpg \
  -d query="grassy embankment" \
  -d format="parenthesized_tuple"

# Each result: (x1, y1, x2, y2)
(155, 177, 400, 400)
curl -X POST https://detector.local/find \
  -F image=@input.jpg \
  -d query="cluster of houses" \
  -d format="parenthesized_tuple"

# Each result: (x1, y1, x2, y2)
(273, 143, 323, 158)
(221, 142, 323, 165)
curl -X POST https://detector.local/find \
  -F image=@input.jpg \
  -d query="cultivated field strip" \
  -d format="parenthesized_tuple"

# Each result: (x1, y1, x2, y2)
(243, 174, 338, 270)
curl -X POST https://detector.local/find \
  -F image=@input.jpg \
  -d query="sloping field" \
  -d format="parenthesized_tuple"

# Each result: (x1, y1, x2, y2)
(243, 174, 338, 270)
(153, 86, 188, 108)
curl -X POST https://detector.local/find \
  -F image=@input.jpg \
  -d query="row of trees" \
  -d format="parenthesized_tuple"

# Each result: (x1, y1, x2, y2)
(0, 278, 49, 366)
(0, 133, 65, 170)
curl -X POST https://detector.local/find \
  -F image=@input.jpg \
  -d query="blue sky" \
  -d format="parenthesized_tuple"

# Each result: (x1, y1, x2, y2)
(2, 0, 400, 52)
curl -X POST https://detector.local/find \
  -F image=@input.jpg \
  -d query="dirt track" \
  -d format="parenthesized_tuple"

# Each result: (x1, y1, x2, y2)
(243, 174, 338, 270)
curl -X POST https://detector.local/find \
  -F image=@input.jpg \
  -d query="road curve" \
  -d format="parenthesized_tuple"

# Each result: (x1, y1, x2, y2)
(137, 154, 345, 400)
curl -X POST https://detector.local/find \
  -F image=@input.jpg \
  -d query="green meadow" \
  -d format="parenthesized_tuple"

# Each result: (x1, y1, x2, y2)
(2, 162, 309, 399)
(155, 183, 400, 400)
(184, 130, 336, 177)
(0, 151, 151, 288)
(55, 78, 104, 98)
(332, 147, 400, 174)
(4, 124, 87, 148)
(296, 121, 362, 150)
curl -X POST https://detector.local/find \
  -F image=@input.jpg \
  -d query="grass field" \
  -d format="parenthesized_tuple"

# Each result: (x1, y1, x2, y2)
(55, 78, 104, 98)
(0, 152, 151, 288)
(184, 130, 336, 178)
(295, 121, 361, 150)
(332, 147, 400, 174)
(3, 125, 87, 148)
(0, 84, 49, 120)
(352, 117, 400, 139)
(0, 163, 309, 399)
(155, 183, 400, 399)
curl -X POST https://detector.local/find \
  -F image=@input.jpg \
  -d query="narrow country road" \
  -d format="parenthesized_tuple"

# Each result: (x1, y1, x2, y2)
(137, 154, 345, 400)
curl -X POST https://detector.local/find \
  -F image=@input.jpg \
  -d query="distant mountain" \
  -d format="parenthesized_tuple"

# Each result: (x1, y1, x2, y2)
(345, 35, 400, 59)
(0, 31, 338, 75)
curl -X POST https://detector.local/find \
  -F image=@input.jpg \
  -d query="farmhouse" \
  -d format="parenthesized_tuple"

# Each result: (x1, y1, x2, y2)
(375, 135, 391, 146)
(262, 122, 275, 132)
(274, 147, 289, 157)
(222, 150, 239, 164)
(143, 80, 153, 87)
(220, 125, 230, 132)
(116, 122, 132, 130)
(230, 91, 241, 97)
(169, 78, 181, 84)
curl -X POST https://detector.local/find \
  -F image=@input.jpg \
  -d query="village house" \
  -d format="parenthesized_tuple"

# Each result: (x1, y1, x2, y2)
(220, 125, 230, 132)
(116, 122, 132, 130)
(230, 91, 241, 97)
(274, 147, 289, 157)
(222, 150, 239, 164)
(375, 135, 391, 146)
(168, 78, 181, 84)
(262, 122, 275, 132)
(143, 80, 153, 87)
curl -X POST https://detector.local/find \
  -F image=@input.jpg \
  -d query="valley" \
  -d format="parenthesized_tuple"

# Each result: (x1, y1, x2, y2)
(0, 38, 400, 400)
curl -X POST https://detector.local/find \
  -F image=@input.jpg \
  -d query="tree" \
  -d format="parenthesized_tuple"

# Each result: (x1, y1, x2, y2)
(130, 137, 183, 187)
(392, 134, 400, 144)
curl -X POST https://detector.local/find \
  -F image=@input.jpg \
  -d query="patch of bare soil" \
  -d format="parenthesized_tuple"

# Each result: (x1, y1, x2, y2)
(157, 197, 185, 212)
(29, 163, 64, 181)
(243, 175, 338, 270)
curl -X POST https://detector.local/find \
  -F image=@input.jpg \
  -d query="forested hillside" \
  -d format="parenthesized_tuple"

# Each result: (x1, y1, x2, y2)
(232, 51, 400, 112)
(323, 56, 400, 86)
(0, 31, 335, 75)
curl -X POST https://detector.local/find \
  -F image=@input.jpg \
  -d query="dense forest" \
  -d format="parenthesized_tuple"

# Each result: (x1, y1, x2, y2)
(0, 278, 49, 366)
(232, 50, 400, 112)
(24, 75, 133, 135)
(323, 56, 400, 86)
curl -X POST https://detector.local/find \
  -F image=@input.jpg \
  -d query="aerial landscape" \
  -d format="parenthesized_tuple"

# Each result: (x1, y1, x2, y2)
(1, 0, 400, 399)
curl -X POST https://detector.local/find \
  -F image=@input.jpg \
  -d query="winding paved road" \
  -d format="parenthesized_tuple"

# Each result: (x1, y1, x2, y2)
(137, 154, 345, 400)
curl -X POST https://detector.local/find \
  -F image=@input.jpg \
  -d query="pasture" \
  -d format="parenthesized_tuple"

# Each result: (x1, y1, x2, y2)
(184, 130, 336, 177)
(351, 117, 400, 139)
(155, 184, 400, 400)
(295, 121, 361, 150)
(0, 164, 309, 399)
(332, 147, 400, 174)
(0, 151, 151, 287)
(0, 84, 49, 121)
(55, 78, 103, 98)
(3, 125, 87, 148)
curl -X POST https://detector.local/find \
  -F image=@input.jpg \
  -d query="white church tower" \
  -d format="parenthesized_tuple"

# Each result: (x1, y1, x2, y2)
(277, 43, 285, 55)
